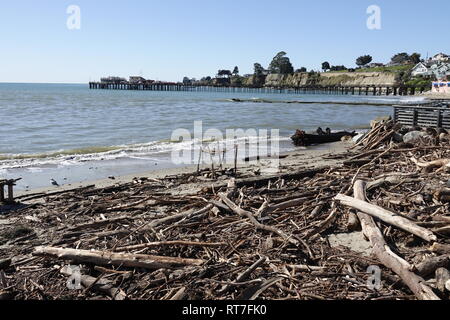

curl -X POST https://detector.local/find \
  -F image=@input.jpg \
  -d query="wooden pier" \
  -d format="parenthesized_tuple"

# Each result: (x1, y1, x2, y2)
(89, 82, 428, 96)
(394, 103, 450, 129)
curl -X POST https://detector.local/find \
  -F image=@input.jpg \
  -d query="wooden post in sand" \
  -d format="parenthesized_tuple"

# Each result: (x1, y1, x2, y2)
(234, 144, 239, 175)
(0, 179, 20, 203)
(7, 184, 13, 203)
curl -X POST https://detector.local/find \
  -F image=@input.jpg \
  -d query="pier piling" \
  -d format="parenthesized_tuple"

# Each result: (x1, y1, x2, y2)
(88, 82, 424, 96)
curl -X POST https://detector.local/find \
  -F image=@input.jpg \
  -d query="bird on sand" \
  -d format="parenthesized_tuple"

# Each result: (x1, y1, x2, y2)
(51, 179, 59, 187)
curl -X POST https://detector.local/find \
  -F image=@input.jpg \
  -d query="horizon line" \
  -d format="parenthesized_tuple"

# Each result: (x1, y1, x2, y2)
(0, 81, 87, 85)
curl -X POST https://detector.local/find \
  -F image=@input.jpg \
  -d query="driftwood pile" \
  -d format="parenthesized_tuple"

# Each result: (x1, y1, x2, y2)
(0, 119, 449, 300)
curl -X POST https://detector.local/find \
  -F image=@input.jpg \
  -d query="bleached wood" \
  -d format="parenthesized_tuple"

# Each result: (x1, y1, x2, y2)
(335, 194, 437, 242)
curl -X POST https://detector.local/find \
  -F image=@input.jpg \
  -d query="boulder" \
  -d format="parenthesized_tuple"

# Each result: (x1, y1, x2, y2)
(439, 133, 449, 142)
(393, 132, 404, 143)
(352, 133, 365, 144)
(403, 131, 431, 144)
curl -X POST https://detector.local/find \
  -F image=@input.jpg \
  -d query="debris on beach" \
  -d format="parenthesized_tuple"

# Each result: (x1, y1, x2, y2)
(291, 128, 357, 146)
(0, 119, 449, 300)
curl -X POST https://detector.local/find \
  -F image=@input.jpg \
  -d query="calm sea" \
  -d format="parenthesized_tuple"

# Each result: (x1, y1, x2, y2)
(0, 83, 426, 190)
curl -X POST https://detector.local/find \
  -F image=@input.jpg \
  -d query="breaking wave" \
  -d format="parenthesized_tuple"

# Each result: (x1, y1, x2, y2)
(0, 135, 292, 170)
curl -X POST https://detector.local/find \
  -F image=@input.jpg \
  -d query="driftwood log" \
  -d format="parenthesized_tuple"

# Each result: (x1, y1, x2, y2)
(114, 241, 227, 253)
(60, 265, 127, 300)
(351, 180, 439, 300)
(291, 129, 357, 147)
(33, 247, 205, 270)
(413, 255, 450, 277)
(430, 243, 450, 255)
(334, 194, 437, 242)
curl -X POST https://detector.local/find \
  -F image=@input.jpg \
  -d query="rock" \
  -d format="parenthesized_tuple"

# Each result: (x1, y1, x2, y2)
(403, 131, 430, 144)
(439, 133, 449, 142)
(393, 132, 404, 143)
(425, 128, 438, 136)
(352, 133, 365, 144)
(447, 180, 450, 188)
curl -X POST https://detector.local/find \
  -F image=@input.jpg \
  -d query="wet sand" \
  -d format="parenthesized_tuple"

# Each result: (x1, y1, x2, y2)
(422, 92, 450, 100)
(16, 141, 352, 198)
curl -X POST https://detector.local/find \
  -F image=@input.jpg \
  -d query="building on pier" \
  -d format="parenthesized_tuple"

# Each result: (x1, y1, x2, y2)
(129, 76, 146, 84)
(100, 76, 127, 84)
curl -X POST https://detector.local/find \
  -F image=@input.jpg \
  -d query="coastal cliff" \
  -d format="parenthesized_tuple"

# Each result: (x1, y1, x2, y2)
(263, 72, 397, 87)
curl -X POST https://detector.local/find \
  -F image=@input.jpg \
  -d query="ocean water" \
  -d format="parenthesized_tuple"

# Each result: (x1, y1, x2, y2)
(0, 83, 427, 190)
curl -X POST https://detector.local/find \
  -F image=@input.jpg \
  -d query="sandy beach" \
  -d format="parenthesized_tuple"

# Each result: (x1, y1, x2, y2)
(422, 92, 450, 100)
(16, 141, 352, 199)
(2, 119, 449, 301)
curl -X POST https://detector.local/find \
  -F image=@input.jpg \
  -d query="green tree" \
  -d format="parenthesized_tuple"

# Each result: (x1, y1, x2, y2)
(322, 62, 331, 72)
(217, 70, 232, 78)
(268, 51, 294, 74)
(182, 77, 191, 84)
(356, 55, 373, 67)
(330, 65, 347, 71)
(410, 53, 421, 64)
(232, 66, 239, 76)
(296, 67, 307, 73)
(254, 63, 265, 76)
(391, 52, 410, 65)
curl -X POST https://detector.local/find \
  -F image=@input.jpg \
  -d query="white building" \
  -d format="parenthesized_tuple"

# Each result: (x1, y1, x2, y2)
(432, 53, 449, 62)
(411, 61, 450, 79)
(431, 81, 450, 94)
(411, 62, 429, 76)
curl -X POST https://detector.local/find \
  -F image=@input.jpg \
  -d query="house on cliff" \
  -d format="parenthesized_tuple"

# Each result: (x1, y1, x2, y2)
(367, 63, 385, 68)
(431, 53, 449, 62)
(411, 62, 429, 76)
(411, 61, 450, 79)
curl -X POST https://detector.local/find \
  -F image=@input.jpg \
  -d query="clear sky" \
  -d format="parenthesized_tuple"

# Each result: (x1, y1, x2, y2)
(0, 0, 448, 83)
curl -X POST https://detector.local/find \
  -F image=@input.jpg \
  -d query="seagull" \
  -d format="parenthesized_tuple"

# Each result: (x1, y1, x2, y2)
(51, 179, 59, 187)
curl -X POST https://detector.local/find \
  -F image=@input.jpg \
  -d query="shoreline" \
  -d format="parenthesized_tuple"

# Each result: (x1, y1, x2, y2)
(421, 92, 450, 100)
(225, 98, 428, 106)
(15, 141, 352, 199)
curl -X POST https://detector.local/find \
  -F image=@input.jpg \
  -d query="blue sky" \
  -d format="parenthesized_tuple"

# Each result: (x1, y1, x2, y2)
(0, 0, 448, 83)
